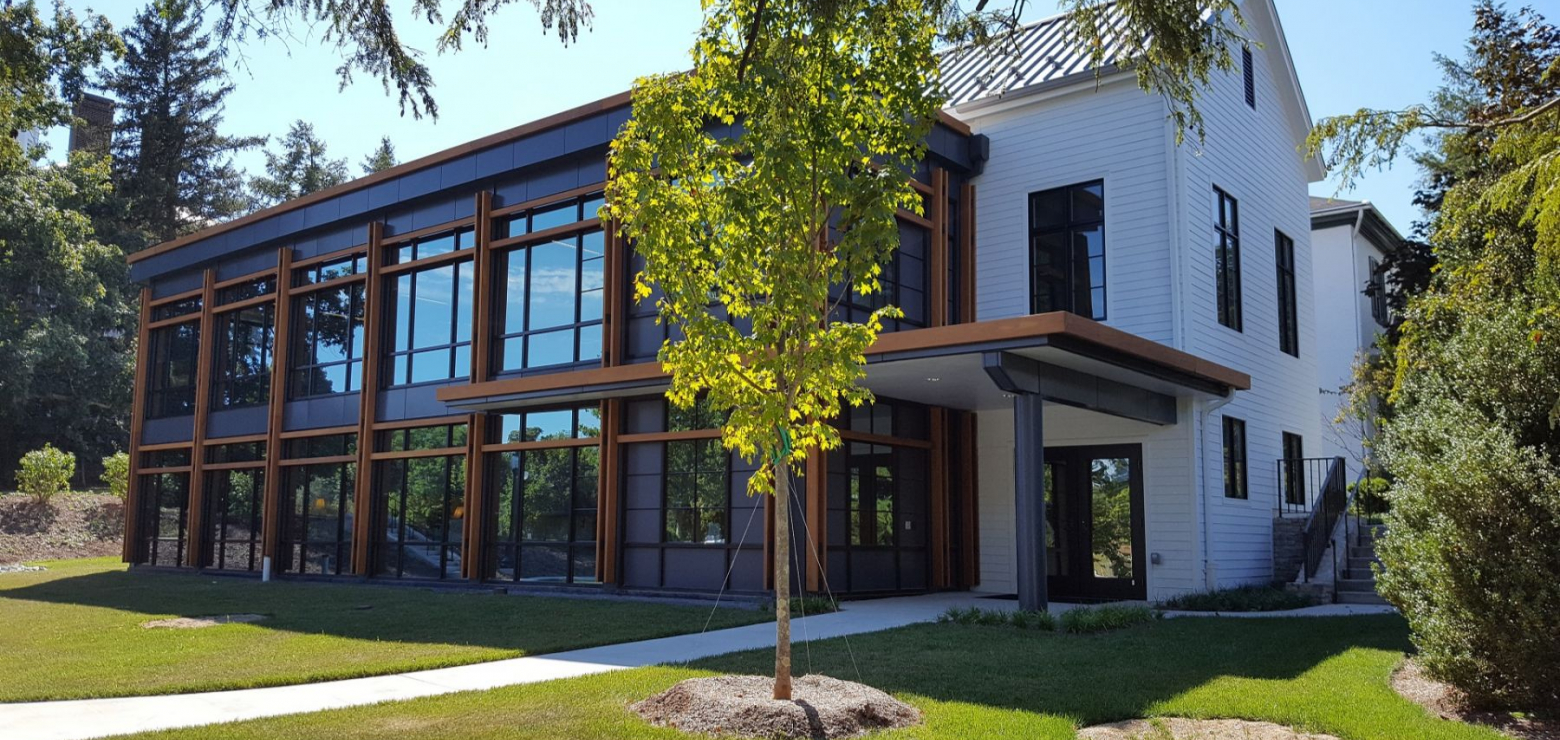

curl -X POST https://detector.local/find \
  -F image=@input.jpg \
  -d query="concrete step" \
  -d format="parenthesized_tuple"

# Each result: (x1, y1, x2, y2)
(1336, 577, 1378, 593)
(1336, 590, 1390, 606)
(1347, 557, 1379, 572)
(1349, 546, 1378, 560)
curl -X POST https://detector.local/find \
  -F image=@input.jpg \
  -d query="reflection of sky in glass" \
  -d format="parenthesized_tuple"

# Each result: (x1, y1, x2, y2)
(529, 240, 578, 330)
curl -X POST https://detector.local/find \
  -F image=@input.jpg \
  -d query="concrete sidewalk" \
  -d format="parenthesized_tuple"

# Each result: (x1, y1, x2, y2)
(0, 592, 993, 740)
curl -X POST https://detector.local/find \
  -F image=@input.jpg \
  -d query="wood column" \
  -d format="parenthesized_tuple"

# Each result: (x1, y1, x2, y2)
(122, 287, 153, 563)
(959, 182, 977, 324)
(929, 168, 948, 328)
(351, 223, 386, 575)
(461, 192, 495, 580)
(959, 411, 981, 588)
(184, 269, 218, 568)
(260, 248, 294, 563)
(929, 408, 950, 589)
(595, 398, 623, 585)
(803, 446, 827, 593)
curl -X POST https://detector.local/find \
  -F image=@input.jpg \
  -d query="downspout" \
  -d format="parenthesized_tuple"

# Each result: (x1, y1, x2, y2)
(1197, 390, 1236, 591)
(1350, 208, 1367, 359)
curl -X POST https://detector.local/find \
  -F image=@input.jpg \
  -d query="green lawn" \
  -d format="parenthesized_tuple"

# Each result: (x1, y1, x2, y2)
(120, 615, 1505, 740)
(0, 557, 766, 702)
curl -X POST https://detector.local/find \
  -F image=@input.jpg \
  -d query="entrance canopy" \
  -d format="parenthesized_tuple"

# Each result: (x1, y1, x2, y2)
(436, 312, 1249, 419)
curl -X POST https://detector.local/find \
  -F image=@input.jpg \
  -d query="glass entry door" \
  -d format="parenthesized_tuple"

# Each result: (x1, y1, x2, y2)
(1043, 444, 1146, 601)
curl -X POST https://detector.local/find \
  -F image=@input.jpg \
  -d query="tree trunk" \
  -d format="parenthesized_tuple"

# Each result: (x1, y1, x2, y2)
(773, 466, 793, 700)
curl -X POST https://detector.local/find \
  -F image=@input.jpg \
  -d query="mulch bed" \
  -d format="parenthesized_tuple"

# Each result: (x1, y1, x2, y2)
(632, 674, 920, 739)
(0, 492, 123, 564)
(1392, 659, 1559, 740)
(1077, 718, 1340, 739)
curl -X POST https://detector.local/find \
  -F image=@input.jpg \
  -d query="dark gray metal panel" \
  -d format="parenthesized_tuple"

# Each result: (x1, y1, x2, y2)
(207, 405, 268, 438)
(625, 507, 660, 543)
(514, 127, 566, 169)
(440, 155, 476, 190)
(625, 398, 664, 434)
(728, 547, 764, 592)
(622, 546, 661, 589)
(281, 393, 360, 432)
(625, 445, 663, 478)
(142, 415, 195, 445)
(1013, 392, 1048, 611)
(151, 270, 204, 299)
(215, 249, 277, 281)
(663, 548, 727, 591)
(475, 144, 514, 179)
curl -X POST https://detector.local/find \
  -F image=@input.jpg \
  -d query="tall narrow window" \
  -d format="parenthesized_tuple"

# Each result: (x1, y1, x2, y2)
(1368, 257, 1390, 327)
(1223, 416, 1248, 499)
(279, 433, 358, 576)
(487, 406, 601, 584)
(289, 282, 366, 398)
(212, 303, 274, 409)
(1275, 230, 1298, 357)
(1215, 187, 1243, 331)
(495, 194, 606, 372)
(373, 424, 468, 580)
(147, 323, 200, 418)
(1029, 180, 1106, 320)
(664, 400, 729, 545)
(1281, 432, 1305, 506)
(1242, 46, 1255, 108)
(386, 260, 474, 385)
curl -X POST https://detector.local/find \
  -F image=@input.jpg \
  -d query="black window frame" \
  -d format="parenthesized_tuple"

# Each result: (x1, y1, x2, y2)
(385, 258, 475, 387)
(212, 302, 275, 410)
(493, 222, 606, 374)
(278, 433, 359, 577)
(486, 406, 602, 585)
(288, 281, 367, 399)
(1223, 415, 1248, 499)
(1275, 230, 1299, 357)
(1368, 257, 1390, 327)
(1242, 46, 1255, 108)
(1028, 180, 1107, 320)
(372, 423, 468, 581)
(203, 465, 265, 572)
(1281, 432, 1305, 506)
(136, 470, 190, 567)
(146, 321, 201, 419)
(1215, 187, 1243, 331)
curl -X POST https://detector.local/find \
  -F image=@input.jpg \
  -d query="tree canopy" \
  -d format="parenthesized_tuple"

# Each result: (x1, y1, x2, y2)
(250, 120, 350, 206)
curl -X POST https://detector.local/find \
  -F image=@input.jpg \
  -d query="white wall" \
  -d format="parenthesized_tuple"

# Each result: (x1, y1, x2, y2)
(1174, 26, 1323, 588)
(1310, 220, 1387, 480)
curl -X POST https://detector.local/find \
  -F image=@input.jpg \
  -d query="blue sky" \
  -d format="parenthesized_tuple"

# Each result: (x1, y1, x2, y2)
(48, 0, 1496, 236)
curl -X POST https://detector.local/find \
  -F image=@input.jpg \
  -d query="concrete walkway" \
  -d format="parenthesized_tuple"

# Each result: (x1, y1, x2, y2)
(0, 592, 997, 740)
(0, 593, 1397, 740)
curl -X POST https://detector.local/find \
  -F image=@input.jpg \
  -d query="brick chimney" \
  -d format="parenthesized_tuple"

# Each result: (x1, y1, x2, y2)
(69, 93, 115, 155)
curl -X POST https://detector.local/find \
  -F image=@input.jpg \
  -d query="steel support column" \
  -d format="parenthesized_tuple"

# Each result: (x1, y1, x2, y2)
(984, 351, 1048, 611)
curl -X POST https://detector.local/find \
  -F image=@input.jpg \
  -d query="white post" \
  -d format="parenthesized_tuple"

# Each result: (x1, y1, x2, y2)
(261, 556, 272, 583)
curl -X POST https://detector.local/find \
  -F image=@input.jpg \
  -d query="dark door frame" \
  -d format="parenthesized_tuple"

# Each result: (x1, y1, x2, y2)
(1044, 443, 1147, 602)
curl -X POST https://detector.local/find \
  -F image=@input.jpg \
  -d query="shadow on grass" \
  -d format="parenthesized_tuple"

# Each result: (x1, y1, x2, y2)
(691, 615, 1416, 727)
(1, 565, 763, 654)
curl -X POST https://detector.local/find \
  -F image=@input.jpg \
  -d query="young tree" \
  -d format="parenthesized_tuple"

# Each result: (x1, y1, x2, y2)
(607, 0, 941, 701)
(250, 120, 349, 206)
(100, 0, 261, 246)
(361, 136, 398, 174)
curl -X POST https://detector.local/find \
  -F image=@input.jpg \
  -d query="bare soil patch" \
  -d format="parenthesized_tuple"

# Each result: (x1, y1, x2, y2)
(1392, 659, 1559, 740)
(0, 492, 123, 563)
(632, 674, 920, 739)
(1077, 718, 1340, 740)
(142, 614, 268, 630)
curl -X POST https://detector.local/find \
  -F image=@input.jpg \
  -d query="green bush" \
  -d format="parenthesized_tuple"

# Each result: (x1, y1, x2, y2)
(1058, 604, 1154, 634)
(1158, 585, 1317, 612)
(16, 444, 75, 503)
(760, 595, 839, 615)
(937, 606, 1055, 631)
(101, 452, 130, 499)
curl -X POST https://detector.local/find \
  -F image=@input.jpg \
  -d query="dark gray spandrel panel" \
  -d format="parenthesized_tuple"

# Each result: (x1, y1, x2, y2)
(282, 393, 360, 432)
(398, 167, 441, 202)
(305, 198, 342, 229)
(900, 551, 927, 590)
(142, 415, 195, 445)
(152, 270, 204, 298)
(624, 398, 664, 435)
(576, 157, 607, 188)
(827, 550, 847, 587)
(623, 546, 661, 589)
(727, 548, 763, 592)
(563, 115, 608, 153)
(626, 316, 664, 362)
(826, 509, 847, 547)
(207, 405, 269, 438)
(277, 207, 306, 236)
(216, 249, 278, 281)
(475, 144, 514, 179)
(368, 180, 398, 210)
(606, 107, 630, 139)
(625, 507, 660, 544)
(399, 382, 462, 420)
(529, 164, 580, 200)
(514, 127, 566, 169)
(376, 388, 405, 423)
(663, 548, 727, 591)
(625, 444, 663, 478)
(337, 188, 369, 220)
(440, 155, 476, 190)
(850, 550, 897, 591)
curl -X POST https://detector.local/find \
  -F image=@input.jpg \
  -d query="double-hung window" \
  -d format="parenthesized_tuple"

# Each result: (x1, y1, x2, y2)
(1029, 180, 1106, 320)
(1215, 187, 1243, 331)
(1223, 416, 1248, 499)
(1275, 230, 1298, 357)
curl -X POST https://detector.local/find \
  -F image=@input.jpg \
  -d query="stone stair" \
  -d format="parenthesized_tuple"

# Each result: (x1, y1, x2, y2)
(1335, 523, 1388, 605)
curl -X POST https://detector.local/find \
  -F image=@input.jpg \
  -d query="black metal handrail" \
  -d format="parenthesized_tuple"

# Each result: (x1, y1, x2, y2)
(1276, 457, 1341, 515)
(1297, 456, 1346, 581)
(1344, 469, 1388, 580)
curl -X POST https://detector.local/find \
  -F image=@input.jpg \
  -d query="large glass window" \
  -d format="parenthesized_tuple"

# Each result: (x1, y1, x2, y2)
(136, 471, 189, 567)
(373, 424, 467, 580)
(833, 221, 929, 330)
(1368, 257, 1390, 327)
(1215, 187, 1243, 331)
(147, 323, 200, 418)
(488, 406, 601, 583)
(495, 230, 605, 372)
(664, 438, 728, 545)
(387, 260, 474, 385)
(1029, 180, 1106, 319)
(1223, 415, 1248, 499)
(212, 303, 274, 409)
(203, 467, 263, 572)
(289, 283, 365, 398)
(293, 253, 367, 286)
(1275, 230, 1298, 357)
(279, 433, 358, 576)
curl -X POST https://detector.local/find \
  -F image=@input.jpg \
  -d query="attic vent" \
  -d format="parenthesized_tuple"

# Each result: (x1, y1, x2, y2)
(1242, 47, 1255, 108)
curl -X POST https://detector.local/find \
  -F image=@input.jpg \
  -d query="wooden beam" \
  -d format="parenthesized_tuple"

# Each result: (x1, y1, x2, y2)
(960, 411, 980, 588)
(462, 191, 495, 582)
(804, 446, 826, 593)
(260, 247, 294, 563)
(352, 222, 386, 575)
(490, 182, 606, 218)
(960, 182, 977, 324)
(596, 399, 622, 585)
(123, 287, 153, 564)
(929, 408, 949, 589)
(184, 269, 217, 568)
(462, 412, 486, 580)
(929, 168, 948, 328)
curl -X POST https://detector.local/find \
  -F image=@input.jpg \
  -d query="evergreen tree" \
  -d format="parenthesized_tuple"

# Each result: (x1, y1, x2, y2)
(250, 120, 348, 206)
(100, 0, 260, 247)
(361, 136, 398, 174)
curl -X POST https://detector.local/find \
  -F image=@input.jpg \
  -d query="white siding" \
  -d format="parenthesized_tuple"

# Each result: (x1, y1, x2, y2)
(1311, 220, 1386, 481)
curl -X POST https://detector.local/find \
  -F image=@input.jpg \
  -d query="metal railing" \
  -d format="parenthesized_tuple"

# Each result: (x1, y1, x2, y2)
(1294, 456, 1347, 581)
(1343, 469, 1389, 580)
(1276, 457, 1343, 515)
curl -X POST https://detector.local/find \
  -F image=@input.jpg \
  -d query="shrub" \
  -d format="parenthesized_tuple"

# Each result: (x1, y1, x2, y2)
(937, 606, 1055, 630)
(761, 595, 839, 615)
(1058, 604, 1154, 634)
(16, 445, 75, 503)
(1158, 585, 1317, 612)
(101, 452, 130, 500)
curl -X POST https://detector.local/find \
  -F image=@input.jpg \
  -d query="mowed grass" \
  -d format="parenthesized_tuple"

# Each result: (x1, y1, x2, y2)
(0, 557, 766, 702)
(121, 615, 1505, 740)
